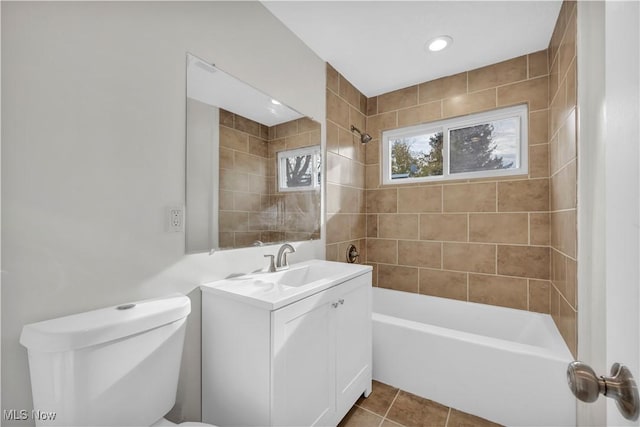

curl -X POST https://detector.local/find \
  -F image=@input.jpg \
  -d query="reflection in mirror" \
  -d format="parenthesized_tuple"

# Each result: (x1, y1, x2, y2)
(185, 54, 321, 253)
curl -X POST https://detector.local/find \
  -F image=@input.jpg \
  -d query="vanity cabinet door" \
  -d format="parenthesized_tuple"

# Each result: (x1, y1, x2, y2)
(334, 274, 372, 420)
(272, 289, 337, 427)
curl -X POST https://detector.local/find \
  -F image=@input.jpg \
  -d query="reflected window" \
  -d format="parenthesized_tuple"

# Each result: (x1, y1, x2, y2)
(277, 146, 321, 192)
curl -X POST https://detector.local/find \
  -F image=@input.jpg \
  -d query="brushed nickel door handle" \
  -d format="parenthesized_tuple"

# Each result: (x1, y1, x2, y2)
(567, 361, 640, 421)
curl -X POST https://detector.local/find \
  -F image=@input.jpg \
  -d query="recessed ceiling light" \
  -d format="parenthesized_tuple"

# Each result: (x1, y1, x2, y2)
(427, 36, 453, 52)
(271, 99, 281, 105)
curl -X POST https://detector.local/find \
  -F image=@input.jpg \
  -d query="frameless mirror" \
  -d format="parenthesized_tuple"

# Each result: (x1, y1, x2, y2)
(185, 54, 321, 253)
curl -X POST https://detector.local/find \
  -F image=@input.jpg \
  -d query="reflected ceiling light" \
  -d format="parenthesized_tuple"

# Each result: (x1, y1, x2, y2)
(427, 35, 453, 52)
(271, 99, 281, 105)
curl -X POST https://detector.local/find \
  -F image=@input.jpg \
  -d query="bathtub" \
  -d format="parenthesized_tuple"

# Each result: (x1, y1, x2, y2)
(372, 287, 575, 427)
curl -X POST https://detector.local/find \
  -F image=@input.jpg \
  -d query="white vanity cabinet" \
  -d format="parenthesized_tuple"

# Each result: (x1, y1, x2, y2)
(201, 261, 372, 427)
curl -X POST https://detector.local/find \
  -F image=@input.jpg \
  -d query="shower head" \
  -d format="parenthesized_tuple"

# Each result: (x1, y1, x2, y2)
(350, 125, 373, 144)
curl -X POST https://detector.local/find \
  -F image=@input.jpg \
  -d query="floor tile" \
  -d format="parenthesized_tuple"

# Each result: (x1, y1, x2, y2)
(357, 380, 399, 416)
(338, 406, 384, 427)
(447, 409, 502, 427)
(385, 390, 449, 427)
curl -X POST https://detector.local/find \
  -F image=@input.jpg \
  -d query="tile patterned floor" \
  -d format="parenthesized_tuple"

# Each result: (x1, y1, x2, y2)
(339, 381, 503, 427)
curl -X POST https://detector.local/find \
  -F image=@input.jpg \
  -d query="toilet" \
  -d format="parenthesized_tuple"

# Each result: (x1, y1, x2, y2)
(20, 293, 215, 427)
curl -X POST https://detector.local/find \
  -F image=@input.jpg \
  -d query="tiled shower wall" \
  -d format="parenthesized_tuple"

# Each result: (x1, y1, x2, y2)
(363, 53, 552, 314)
(219, 110, 321, 248)
(325, 1, 577, 357)
(548, 0, 578, 357)
(325, 65, 368, 263)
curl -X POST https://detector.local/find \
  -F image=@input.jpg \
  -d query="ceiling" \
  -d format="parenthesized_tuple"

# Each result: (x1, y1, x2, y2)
(262, 1, 562, 97)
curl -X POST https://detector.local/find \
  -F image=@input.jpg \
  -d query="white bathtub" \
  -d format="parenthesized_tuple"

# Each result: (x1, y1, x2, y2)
(372, 287, 576, 427)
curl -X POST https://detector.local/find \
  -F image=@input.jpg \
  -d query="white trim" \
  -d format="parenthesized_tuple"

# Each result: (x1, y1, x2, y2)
(277, 145, 321, 193)
(381, 104, 529, 185)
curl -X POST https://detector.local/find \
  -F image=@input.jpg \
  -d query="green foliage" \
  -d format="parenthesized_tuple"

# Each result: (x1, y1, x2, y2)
(449, 123, 511, 173)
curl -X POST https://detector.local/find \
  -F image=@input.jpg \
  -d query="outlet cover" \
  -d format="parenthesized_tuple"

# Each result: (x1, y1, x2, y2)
(167, 207, 184, 232)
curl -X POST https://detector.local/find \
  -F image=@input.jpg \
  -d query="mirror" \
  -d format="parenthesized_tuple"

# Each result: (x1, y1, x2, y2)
(185, 54, 321, 253)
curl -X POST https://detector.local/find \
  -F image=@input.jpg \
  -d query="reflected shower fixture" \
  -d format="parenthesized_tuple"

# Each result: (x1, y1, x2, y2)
(350, 125, 373, 144)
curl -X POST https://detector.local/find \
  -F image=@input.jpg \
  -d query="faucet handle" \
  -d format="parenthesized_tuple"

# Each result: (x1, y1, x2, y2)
(264, 254, 276, 272)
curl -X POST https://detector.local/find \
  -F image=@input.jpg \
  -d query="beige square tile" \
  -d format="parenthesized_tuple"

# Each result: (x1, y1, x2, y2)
(339, 74, 362, 110)
(567, 59, 577, 111)
(219, 190, 234, 211)
(338, 406, 382, 427)
(386, 390, 449, 427)
(326, 244, 339, 262)
(327, 121, 340, 154)
(366, 164, 381, 189)
(419, 268, 467, 301)
(549, 55, 559, 111)
(249, 174, 270, 194)
(285, 132, 311, 150)
(234, 231, 262, 247)
(366, 96, 378, 116)
(497, 179, 549, 212)
(468, 55, 528, 92)
(529, 144, 549, 179)
(352, 161, 366, 190)
(350, 214, 367, 240)
(443, 88, 497, 118)
(397, 240, 441, 268)
(529, 279, 551, 314)
(420, 214, 467, 242)
(469, 213, 528, 244)
(529, 109, 549, 144)
(550, 79, 567, 137)
(559, 296, 577, 358)
(248, 136, 268, 158)
(274, 120, 298, 139)
(327, 89, 350, 129)
(218, 232, 234, 248)
(448, 409, 502, 427)
(378, 85, 418, 113)
(220, 169, 249, 192)
(556, 109, 577, 172)
(219, 211, 249, 232)
(530, 213, 550, 246)
(497, 245, 550, 279)
(397, 102, 442, 127)
(418, 72, 467, 104)
(497, 76, 549, 110)
(326, 152, 350, 185)
(528, 49, 549, 78)
(366, 189, 398, 213)
(443, 182, 496, 212)
(443, 243, 496, 274)
(558, 8, 576, 86)
(327, 63, 339, 93)
(468, 274, 528, 310)
(234, 192, 262, 212)
(551, 209, 577, 258)
(367, 112, 398, 140)
(220, 147, 234, 168)
(356, 380, 399, 416)
(379, 214, 419, 239)
(219, 109, 234, 127)
(220, 126, 249, 152)
(235, 115, 262, 138)
(378, 264, 419, 293)
(365, 139, 380, 165)
(551, 159, 576, 211)
(397, 186, 442, 213)
(566, 256, 577, 309)
(366, 239, 398, 264)
(298, 117, 321, 132)
(366, 214, 378, 238)
(326, 214, 351, 244)
(234, 152, 267, 175)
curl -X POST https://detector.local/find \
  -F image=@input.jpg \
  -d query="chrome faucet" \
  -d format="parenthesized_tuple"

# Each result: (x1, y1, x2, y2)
(276, 243, 296, 269)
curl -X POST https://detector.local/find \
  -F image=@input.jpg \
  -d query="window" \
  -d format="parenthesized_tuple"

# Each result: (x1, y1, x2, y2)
(277, 146, 321, 192)
(381, 104, 528, 185)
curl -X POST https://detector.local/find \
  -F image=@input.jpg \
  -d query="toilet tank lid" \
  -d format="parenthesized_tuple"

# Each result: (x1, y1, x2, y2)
(20, 293, 191, 353)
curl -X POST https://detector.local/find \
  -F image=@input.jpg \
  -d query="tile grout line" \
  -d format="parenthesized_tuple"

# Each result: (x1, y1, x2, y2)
(444, 407, 452, 427)
(381, 389, 402, 426)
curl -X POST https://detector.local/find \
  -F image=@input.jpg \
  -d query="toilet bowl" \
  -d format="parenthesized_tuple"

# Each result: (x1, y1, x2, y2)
(20, 294, 215, 427)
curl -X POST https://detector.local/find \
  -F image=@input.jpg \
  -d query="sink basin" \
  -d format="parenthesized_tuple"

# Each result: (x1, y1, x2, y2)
(201, 259, 372, 310)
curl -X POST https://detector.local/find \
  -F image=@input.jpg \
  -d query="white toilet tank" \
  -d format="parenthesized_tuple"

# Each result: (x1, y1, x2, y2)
(20, 294, 191, 426)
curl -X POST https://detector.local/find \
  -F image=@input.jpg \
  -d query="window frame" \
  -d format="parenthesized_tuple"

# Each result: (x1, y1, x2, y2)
(276, 145, 321, 193)
(381, 104, 529, 185)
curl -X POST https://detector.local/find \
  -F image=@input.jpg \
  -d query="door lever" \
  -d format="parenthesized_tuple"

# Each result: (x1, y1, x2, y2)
(567, 361, 640, 421)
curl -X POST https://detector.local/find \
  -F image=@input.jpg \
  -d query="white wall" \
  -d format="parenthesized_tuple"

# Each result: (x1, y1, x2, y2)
(1, 2, 325, 424)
